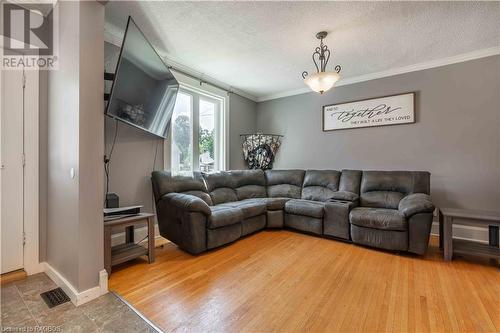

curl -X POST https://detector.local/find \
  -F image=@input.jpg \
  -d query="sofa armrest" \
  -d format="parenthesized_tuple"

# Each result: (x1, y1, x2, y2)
(398, 193, 434, 218)
(163, 193, 212, 216)
(330, 191, 359, 202)
(155, 195, 208, 254)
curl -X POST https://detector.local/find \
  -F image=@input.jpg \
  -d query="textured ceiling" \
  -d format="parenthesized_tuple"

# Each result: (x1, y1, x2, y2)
(105, 1, 500, 100)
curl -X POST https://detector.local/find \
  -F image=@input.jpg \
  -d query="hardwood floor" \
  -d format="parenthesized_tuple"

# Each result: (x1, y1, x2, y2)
(109, 231, 500, 333)
(1, 269, 27, 285)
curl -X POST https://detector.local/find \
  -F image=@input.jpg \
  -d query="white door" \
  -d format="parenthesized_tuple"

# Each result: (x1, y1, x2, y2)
(0, 66, 25, 274)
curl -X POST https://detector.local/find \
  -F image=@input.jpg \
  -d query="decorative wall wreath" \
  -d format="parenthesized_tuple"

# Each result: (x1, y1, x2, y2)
(241, 134, 283, 170)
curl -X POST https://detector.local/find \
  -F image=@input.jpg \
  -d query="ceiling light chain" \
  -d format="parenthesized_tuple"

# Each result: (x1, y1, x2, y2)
(301, 31, 342, 94)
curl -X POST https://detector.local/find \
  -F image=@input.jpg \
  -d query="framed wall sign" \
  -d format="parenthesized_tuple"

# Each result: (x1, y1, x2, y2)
(322, 92, 415, 131)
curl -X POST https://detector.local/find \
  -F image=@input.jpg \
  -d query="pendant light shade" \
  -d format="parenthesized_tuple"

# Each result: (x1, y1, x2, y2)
(301, 31, 342, 94)
(303, 71, 340, 94)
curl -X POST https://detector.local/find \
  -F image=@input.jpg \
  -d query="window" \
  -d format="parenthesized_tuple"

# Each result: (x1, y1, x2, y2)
(171, 92, 193, 172)
(170, 87, 226, 173)
(199, 98, 217, 172)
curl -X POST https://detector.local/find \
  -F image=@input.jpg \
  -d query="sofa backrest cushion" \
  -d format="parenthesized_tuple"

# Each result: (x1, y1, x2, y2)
(151, 171, 213, 205)
(202, 171, 238, 205)
(301, 170, 341, 201)
(360, 171, 430, 209)
(231, 170, 267, 200)
(265, 170, 305, 199)
(339, 169, 362, 194)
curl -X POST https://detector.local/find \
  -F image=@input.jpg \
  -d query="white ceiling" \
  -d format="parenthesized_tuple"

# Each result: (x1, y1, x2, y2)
(105, 1, 500, 101)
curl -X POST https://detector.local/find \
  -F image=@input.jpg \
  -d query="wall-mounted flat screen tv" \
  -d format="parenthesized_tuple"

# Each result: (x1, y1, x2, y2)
(106, 16, 179, 138)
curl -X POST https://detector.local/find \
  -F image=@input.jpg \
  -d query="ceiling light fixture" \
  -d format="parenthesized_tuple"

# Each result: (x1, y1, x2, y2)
(301, 31, 341, 94)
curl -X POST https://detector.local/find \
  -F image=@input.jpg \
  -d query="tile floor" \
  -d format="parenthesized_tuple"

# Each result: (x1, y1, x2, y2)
(1, 273, 159, 332)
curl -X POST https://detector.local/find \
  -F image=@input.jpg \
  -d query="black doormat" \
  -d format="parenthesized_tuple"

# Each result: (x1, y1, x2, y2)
(40, 287, 70, 308)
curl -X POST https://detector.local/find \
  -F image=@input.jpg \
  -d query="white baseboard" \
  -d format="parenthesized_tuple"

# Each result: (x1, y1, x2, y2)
(111, 223, 160, 247)
(43, 262, 108, 306)
(430, 221, 489, 244)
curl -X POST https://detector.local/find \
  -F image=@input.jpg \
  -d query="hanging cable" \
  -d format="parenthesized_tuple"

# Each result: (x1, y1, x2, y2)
(152, 139, 160, 173)
(151, 138, 161, 214)
(104, 118, 119, 207)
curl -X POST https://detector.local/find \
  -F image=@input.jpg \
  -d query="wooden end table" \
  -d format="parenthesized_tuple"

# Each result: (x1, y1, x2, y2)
(104, 213, 155, 275)
(439, 208, 500, 261)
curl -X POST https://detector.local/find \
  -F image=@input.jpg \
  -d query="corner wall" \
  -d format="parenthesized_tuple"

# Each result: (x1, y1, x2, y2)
(78, 1, 105, 291)
(257, 56, 500, 216)
(103, 41, 256, 216)
(229, 94, 257, 169)
(102, 92, 255, 214)
(46, 0, 104, 293)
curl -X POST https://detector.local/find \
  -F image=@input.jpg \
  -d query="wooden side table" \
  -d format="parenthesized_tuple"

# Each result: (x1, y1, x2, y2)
(439, 208, 500, 261)
(104, 213, 155, 275)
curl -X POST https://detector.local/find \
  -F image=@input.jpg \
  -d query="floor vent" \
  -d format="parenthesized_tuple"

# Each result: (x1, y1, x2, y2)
(40, 287, 70, 308)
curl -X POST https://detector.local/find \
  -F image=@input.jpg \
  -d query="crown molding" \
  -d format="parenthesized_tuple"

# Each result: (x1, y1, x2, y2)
(104, 23, 258, 102)
(257, 46, 500, 102)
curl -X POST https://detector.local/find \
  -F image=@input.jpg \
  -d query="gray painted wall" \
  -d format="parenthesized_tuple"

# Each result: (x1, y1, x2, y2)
(104, 118, 163, 214)
(229, 94, 257, 169)
(77, 2, 105, 290)
(257, 56, 500, 213)
(46, 1, 104, 291)
(47, 0, 79, 288)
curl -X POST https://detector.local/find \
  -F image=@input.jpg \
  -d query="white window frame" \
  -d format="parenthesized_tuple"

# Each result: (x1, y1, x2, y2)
(198, 95, 222, 171)
(165, 74, 229, 172)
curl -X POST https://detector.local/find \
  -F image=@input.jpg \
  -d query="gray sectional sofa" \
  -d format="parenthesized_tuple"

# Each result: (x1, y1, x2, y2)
(151, 169, 435, 255)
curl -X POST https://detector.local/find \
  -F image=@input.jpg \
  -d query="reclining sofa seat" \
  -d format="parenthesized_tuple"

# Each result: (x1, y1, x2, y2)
(265, 169, 305, 230)
(151, 171, 212, 254)
(350, 171, 435, 254)
(151, 169, 434, 256)
(204, 170, 268, 244)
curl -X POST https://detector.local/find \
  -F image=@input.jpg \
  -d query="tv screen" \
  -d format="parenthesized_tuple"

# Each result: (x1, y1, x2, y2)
(106, 17, 179, 138)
